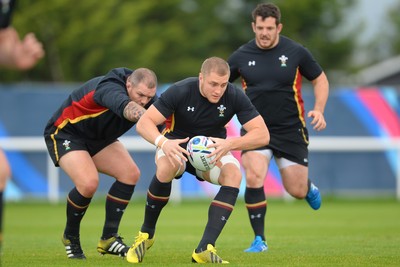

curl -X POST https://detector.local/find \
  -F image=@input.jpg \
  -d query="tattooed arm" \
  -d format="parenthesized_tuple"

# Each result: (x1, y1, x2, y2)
(123, 101, 146, 122)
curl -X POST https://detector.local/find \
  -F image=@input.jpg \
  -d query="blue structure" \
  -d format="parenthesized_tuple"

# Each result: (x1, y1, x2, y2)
(0, 84, 398, 200)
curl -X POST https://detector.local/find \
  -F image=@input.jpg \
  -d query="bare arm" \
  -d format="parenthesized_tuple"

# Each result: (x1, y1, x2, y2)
(308, 71, 329, 131)
(230, 115, 269, 150)
(209, 115, 269, 162)
(136, 105, 189, 166)
(123, 101, 146, 122)
(136, 105, 167, 144)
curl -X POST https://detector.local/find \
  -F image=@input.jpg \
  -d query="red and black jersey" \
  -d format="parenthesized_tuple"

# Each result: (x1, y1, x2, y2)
(154, 77, 259, 141)
(228, 36, 323, 133)
(44, 68, 157, 141)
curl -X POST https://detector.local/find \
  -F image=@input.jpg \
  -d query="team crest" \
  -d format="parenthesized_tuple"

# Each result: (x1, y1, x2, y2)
(217, 105, 226, 117)
(279, 55, 288, 67)
(63, 140, 71, 151)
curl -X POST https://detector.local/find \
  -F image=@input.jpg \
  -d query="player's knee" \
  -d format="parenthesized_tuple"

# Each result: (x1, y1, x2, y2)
(245, 172, 264, 186)
(130, 165, 141, 182)
(287, 187, 307, 199)
(0, 163, 11, 187)
(119, 165, 141, 184)
(0, 170, 10, 189)
(231, 172, 243, 188)
(219, 166, 242, 188)
(245, 178, 262, 188)
(78, 178, 99, 196)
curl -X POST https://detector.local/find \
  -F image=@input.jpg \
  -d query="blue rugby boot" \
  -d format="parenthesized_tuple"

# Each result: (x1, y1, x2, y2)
(244, 236, 268, 253)
(305, 183, 321, 210)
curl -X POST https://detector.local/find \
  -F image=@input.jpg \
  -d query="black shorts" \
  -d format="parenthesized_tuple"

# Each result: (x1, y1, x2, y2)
(172, 156, 198, 180)
(44, 130, 117, 167)
(242, 126, 309, 167)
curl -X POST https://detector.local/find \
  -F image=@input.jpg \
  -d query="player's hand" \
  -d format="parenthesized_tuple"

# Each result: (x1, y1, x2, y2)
(307, 110, 326, 131)
(0, 28, 45, 70)
(207, 137, 230, 164)
(15, 32, 45, 70)
(161, 137, 189, 167)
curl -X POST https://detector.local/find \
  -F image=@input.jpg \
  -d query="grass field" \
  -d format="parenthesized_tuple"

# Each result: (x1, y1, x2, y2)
(1, 197, 399, 266)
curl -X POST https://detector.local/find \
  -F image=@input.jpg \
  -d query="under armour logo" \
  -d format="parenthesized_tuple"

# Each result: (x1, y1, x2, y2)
(248, 60, 255, 66)
(116, 208, 125, 213)
(73, 211, 85, 217)
(146, 202, 156, 209)
(250, 213, 262, 219)
(187, 106, 194, 112)
(221, 216, 227, 221)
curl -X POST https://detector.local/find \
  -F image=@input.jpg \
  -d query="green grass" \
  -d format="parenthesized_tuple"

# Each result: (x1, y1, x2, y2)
(2, 197, 400, 266)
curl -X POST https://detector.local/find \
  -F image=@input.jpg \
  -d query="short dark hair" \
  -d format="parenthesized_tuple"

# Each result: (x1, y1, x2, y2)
(252, 3, 281, 25)
(129, 68, 157, 89)
(200, 57, 230, 77)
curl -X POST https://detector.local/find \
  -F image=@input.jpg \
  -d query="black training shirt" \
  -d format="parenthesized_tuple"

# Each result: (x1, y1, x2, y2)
(228, 36, 323, 132)
(154, 77, 259, 140)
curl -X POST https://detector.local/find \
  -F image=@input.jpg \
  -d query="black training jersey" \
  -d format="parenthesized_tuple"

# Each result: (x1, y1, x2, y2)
(228, 36, 323, 132)
(154, 77, 259, 140)
(44, 68, 157, 141)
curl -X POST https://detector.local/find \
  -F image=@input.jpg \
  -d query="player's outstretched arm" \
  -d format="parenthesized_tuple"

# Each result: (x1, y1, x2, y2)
(136, 105, 189, 167)
(0, 27, 44, 70)
(136, 105, 167, 144)
(123, 101, 146, 123)
(214, 115, 269, 155)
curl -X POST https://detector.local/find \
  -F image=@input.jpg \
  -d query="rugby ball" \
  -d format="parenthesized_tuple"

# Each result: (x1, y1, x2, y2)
(186, 136, 215, 171)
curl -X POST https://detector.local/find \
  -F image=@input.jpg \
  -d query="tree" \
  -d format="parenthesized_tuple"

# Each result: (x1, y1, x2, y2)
(344, 0, 399, 73)
(387, 1, 400, 55)
(0, 0, 357, 84)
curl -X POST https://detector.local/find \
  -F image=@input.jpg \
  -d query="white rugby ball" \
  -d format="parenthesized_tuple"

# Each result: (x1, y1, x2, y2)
(186, 135, 215, 171)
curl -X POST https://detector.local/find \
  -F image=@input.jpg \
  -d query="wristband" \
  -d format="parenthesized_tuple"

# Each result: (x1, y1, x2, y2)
(160, 139, 168, 149)
(154, 135, 163, 147)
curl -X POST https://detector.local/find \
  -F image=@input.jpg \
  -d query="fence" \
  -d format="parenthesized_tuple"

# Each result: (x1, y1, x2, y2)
(1, 136, 399, 201)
